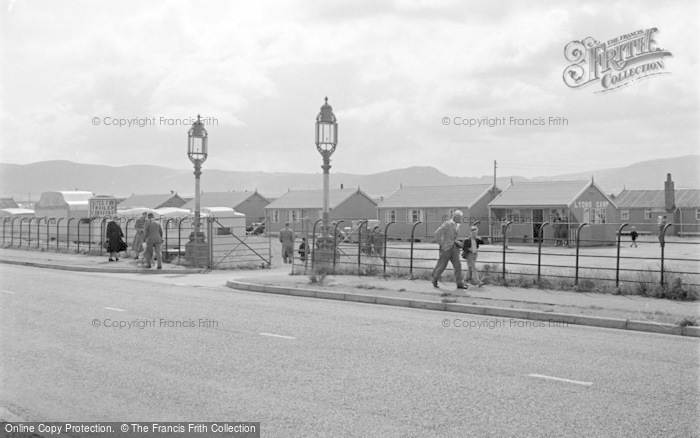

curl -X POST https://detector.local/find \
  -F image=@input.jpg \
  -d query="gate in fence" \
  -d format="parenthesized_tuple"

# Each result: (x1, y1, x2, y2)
(208, 217, 271, 269)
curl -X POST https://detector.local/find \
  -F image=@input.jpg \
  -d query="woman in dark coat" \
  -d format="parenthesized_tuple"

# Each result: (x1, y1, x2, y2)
(106, 218, 127, 261)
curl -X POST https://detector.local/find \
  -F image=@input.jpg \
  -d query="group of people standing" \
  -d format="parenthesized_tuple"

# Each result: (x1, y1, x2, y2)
(277, 222, 386, 264)
(103, 212, 163, 269)
(431, 210, 484, 292)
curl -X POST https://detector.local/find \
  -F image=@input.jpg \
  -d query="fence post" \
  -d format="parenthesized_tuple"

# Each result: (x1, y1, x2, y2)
(333, 220, 345, 270)
(27, 217, 36, 247)
(164, 218, 174, 256)
(88, 219, 93, 253)
(125, 218, 134, 251)
(77, 218, 83, 252)
(46, 218, 55, 250)
(66, 218, 74, 252)
(177, 218, 185, 259)
(208, 218, 214, 270)
(101, 218, 108, 255)
(19, 217, 28, 247)
(574, 222, 589, 286)
(36, 217, 46, 248)
(537, 221, 550, 282)
(660, 222, 673, 286)
(616, 223, 628, 287)
(409, 221, 422, 276)
(383, 221, 395, 275)
(56, 218, 63, 251)
(502, 221, 512, 280)
(2, 218, 8, 246)
(11, 217, 19, 247)
(310, 219, 323, 271)
(357, 220, 368, 273)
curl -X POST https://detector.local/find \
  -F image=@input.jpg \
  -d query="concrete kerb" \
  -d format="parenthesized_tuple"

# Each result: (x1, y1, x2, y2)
(225, 280, 700, 338)
(0, 257, 204, 274)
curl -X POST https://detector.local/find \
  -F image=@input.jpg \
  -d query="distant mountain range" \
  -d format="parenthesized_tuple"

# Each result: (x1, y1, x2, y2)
(1, 155, 698, 202)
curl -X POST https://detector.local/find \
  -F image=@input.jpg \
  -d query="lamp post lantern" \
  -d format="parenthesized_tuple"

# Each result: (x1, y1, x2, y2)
(188, 114, 208, 242)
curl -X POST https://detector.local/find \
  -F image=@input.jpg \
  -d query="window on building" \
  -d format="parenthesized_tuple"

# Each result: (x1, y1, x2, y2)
(409, 209, 423, 223)
(696, 209, 700, 220)
(620, 209, 629, 221)
(588, 208, 606, 224)
(271, 210, 279, 223)
(386, 210, 396, 222)
(286, 210, 300, 223)
(644, 209, 652, 220)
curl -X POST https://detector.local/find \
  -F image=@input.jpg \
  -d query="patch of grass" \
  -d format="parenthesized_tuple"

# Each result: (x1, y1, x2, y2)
(356, 284, 385, 291)
(575, 279, 596, 293)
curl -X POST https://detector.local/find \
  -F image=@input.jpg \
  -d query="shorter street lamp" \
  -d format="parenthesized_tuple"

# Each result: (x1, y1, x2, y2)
(185, 115, 209, 267)
(188, 114, 208, 241)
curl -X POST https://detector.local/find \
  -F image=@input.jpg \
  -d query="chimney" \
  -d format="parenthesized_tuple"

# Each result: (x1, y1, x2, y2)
(664, 173, 675, 212)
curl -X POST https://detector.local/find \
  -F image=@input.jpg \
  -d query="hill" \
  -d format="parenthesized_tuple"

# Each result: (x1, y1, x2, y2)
(1, 156, 697, 201)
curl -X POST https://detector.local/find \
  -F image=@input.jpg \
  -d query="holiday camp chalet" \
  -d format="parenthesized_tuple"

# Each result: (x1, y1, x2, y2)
(181, 191, 270, 226)
(264, 188, 377, 233)
(488, 179, 618, 245)
(376, 184, 499, 240)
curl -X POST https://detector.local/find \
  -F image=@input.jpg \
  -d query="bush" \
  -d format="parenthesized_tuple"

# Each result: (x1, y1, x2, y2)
(677, 316, 699, 327)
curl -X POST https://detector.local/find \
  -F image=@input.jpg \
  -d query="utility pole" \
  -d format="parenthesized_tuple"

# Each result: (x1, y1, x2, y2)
(493, 160, 497, 194)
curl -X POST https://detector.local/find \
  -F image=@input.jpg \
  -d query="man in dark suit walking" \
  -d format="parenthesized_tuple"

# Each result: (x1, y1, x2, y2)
(143, 213, 163, 269)
(432, 210, 467, 291)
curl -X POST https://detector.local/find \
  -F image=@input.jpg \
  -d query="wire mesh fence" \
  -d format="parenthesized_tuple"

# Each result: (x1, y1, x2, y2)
(0, 215, 273, 269)
(297, 220, 700, 296)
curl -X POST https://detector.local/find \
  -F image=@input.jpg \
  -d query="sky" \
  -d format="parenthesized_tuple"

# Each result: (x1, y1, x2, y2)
(0, 0, 698, 179)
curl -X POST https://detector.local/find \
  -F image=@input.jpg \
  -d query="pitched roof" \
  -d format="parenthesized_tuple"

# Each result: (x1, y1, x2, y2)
(614, 189, 700, 208)
(265, 188, 376, 209)
(180, 191, 268, 210)
(51, 190, 95, 205)
(377, 184, 495, 209)
(489, 180, 594, 207)
(0, 198, 19, 209)
(118, 193, 185, 209)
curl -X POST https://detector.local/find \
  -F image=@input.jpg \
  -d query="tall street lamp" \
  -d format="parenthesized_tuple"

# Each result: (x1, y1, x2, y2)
(315, 97, 338, 252)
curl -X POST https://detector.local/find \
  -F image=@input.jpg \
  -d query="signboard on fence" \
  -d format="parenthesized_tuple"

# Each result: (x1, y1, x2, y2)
(89, 196, 117, 218)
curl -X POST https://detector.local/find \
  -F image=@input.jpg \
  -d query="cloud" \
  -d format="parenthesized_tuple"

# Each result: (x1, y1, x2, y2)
(0, 0, 697, 179)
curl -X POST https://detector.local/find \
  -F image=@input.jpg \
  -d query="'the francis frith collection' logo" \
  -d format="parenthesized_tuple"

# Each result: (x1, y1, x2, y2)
(563, 28, 672, 93)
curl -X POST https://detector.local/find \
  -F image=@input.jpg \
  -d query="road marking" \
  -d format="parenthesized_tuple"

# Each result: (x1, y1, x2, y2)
(1, 290, 16, 294)
(259, 332, 296, 340)
(528, 374, 593, 386)
(104, 307, 126, 312)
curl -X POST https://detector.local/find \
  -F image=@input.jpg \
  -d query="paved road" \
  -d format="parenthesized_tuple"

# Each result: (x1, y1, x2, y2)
(1, 265, 698, 437)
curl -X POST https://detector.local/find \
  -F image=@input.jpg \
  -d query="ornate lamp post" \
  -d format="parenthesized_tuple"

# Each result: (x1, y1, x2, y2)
(188, 114, 208, 241)
(315, 98, 338, 264)
(185, 115, 209, 267)
(316, 97, 338, 235)
(314, 97, 338, 269)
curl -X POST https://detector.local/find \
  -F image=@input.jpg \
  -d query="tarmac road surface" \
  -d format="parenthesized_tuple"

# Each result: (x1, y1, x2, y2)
(1, 265, 698, 437)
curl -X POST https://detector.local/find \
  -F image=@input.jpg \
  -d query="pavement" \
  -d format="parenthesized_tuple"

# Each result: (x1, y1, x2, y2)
(2, 247, 699, 337)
